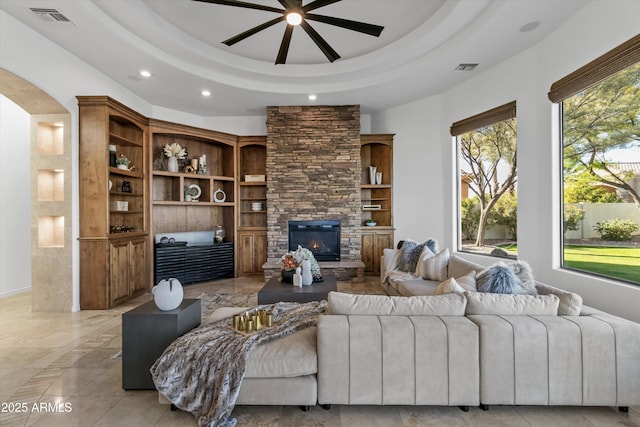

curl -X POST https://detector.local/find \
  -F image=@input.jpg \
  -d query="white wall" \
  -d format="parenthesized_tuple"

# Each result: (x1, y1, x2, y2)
(373, 0, 640, 321)
(0, 95, 31, 297)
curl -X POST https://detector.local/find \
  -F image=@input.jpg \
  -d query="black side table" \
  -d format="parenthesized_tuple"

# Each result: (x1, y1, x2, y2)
(122, 299, 201, 389)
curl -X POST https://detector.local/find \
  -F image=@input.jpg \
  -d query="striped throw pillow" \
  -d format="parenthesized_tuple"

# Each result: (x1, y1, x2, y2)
(420, 248, 450, 281)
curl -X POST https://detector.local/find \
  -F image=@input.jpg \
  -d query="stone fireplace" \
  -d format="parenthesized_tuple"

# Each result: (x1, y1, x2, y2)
(263, 105, 364, 280)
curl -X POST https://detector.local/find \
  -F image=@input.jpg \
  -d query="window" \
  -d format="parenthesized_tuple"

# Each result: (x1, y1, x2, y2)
(451, 101, 518, 258)
(550, 34, 640, 284)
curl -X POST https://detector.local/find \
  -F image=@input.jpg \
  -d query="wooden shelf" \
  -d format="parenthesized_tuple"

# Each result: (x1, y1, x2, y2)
(360, 134, 395, 274)
(109, 132, 142, 147)
(78, 96, 150, 309)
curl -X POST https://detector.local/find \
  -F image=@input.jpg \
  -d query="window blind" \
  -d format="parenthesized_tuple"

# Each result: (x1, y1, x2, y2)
(548, 34, 640, 103)
(450, 101, 516, 136)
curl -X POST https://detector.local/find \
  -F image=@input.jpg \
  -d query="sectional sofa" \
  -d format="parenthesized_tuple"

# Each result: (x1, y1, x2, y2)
(166, 249, 640, 414)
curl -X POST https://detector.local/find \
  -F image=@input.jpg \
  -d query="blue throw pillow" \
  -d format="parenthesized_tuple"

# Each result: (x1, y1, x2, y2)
(397, 240, 424, 273)
(476, 263, 522, 294)
(425, 238, 438, 255)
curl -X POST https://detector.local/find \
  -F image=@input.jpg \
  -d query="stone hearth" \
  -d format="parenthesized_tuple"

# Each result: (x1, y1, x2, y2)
(263, 105, 364, 281)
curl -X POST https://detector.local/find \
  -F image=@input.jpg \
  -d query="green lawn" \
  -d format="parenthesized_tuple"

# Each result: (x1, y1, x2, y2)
(498, 243, 640, 283)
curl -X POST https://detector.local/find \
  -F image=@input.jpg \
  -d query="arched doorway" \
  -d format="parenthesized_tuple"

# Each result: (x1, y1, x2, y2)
(0, 68, 73, 312)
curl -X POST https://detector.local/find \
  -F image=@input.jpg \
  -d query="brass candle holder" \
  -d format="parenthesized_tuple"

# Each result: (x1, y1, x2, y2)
(231, 309, 273, 334)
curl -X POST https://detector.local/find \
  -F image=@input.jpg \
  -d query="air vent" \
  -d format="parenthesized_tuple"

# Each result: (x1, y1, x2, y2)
(29, 8, 72, 23)
(455, 63, 479, 72)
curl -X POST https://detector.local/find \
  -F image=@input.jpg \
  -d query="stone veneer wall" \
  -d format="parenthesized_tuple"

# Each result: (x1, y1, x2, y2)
(266, 105, 362, 264)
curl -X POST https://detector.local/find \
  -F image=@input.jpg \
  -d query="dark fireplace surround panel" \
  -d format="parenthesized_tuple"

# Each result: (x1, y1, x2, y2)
(264, 105, 363, 278)
(289, 220, 341, 261)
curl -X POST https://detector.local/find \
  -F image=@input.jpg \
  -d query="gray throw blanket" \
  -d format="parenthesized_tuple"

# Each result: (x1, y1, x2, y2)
(150, 300, 327, 427)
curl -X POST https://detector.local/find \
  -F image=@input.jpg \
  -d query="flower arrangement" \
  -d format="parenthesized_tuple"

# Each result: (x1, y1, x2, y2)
(280, 245, 322, 279)
(163, 142, 186, 159)
(115, 154, 130, 166)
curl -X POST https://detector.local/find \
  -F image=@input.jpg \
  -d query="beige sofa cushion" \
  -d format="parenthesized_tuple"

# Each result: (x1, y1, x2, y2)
(465, 292, 559, 315)
(328, 291, 467, 316)
(206, 307, 318, 378)
(245, 327, 318, 378)
(534, 282, 582, 316)
(397, 278, 439, 296)
(448, 255, 485, 279)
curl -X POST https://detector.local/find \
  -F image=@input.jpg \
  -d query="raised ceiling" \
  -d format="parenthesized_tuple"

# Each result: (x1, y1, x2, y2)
(0, 0, 587, 116)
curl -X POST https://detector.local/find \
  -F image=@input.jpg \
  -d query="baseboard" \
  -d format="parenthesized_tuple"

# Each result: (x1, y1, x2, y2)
(0, 286, 31, 299)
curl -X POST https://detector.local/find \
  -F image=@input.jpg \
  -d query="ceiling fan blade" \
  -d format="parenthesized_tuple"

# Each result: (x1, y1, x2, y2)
(275, 25, 294, 64)
(303, 0, 341, 13)
(305, 13, 384, 37)
(300, 20, 340, 62)
(192, 0, 283, 14)
(223, 16, 284, 46)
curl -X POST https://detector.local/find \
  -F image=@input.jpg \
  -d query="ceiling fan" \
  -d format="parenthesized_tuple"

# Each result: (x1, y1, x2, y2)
(193, 0, 384, 64)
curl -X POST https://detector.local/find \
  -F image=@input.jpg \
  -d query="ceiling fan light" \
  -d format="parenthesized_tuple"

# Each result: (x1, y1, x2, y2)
(286, 12, 302, 26)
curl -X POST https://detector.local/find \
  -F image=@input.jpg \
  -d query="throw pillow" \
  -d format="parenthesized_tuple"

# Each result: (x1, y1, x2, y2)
(397, 240, 426, 273)
(435, 277, 465, 295)
(507, 260, 537, 295)
(382, 248, 400, 273)
(425, 238, 438, 255)
(454, 270, 477, 292)
(419, 248, 450, 281)
(476, 263, 522, 294)
(414, 247, 435, 277)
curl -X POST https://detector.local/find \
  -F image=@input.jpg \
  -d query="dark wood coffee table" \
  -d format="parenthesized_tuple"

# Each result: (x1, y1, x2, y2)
(258, 273, 337, 304)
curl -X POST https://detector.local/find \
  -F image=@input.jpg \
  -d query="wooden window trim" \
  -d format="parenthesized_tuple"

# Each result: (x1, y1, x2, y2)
(548, 34, 640, 103)
(450, 101, 516, 136)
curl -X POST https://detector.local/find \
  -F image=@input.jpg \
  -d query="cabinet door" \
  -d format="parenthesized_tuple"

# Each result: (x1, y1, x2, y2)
(238, 232, 256, 275)
(110, 240, 130, 305)
(373, 232, 393, 274)
(128, 238, 147, 296)
(238, 231, 267, 275)
(253, 231, 267, 273)
(361, 232, 375, 274)
(361, 230, 393, 274)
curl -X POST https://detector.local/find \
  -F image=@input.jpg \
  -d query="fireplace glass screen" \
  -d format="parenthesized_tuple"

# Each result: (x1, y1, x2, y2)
(288, 220, 340, 261)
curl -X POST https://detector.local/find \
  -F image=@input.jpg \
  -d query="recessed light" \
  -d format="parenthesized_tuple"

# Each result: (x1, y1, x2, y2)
(308, 94, 317, 101)
(139, 70, 152, 78)
(519, 21, 540, 33)
(201, 90, 211, 97)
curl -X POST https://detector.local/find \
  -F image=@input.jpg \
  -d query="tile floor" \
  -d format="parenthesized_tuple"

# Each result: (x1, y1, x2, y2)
(1, 275, 638, 427)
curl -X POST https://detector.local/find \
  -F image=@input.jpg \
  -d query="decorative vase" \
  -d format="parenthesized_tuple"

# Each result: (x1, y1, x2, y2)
(152, 278, 183, 311)
(369, 165, 377, 185)
(281, 269, 294, 283)
(293, 267, 302, 287)
(301, 259, 313, 286)
(214, 225, 225, 243)
(376, 172, 383, 185)
(117, 164, 128, 170)
(167, 156, 179, 173)
(213, 188, 227, 203)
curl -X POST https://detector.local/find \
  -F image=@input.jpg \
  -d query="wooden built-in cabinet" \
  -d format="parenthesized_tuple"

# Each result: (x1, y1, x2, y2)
(149, 120, 237, 277)
(78, 96, 149, 309)
(236, 136, 267, 275)
(360, 134, 395, 274)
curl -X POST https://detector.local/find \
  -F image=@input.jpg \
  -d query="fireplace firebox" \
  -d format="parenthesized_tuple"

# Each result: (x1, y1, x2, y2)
(288, 220, 340, 261)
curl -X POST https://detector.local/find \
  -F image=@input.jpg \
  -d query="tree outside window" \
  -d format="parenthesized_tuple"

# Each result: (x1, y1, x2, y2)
(561, 62, 640, 284)
(453, 102, 518, 258)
